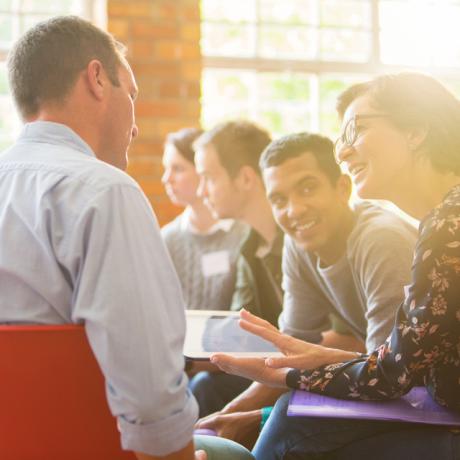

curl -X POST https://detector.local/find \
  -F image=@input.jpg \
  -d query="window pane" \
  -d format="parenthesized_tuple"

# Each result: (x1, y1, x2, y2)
(259, 73, 312, 137)
(319, 74, 369, 138)
(202, 23, 256, 57)
(259, 25, 316, 59)
(0, 63, 19, 150)
(201, 69, 255, 128)
(202, 0, 256, 22)
(380, 0, 460, 67)
(320, 0, 371, 27)
(0, 0, 13, 11)
(259, 0, 316, 25)
(20, 0, 79, 14)
(0, 14, 13, 45)
(320, 29, 370, 61)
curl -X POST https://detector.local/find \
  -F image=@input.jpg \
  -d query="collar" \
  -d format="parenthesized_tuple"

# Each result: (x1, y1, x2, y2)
(17, 121, 96, 159)
(243, 226, 284, 259)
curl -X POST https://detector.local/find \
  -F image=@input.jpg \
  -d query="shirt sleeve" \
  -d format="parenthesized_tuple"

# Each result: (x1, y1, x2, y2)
(63, 183, 198, 456)
(279, 236, 332, 342)
(287, 200, 460, 410)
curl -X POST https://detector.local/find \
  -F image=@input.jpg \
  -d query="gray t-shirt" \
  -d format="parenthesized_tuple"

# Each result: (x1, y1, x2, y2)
(280, 201, 417, 351)
(162, 213, 248, 310)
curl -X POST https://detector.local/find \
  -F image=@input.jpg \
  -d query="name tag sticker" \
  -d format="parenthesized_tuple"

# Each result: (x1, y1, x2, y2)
(201, 251, 230, 277)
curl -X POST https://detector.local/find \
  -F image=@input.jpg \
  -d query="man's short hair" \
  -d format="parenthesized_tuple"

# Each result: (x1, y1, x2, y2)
(259, 132, 341, 184)
(7, 15, 126, 120)
(194, 120, 272, 177)
(165, 127, 204, 164)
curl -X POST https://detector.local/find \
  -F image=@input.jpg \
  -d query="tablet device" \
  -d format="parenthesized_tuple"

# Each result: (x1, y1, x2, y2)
(184, 310, 280, 360)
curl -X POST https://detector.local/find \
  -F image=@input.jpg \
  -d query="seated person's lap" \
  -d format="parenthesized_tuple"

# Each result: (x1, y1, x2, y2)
(195, 434, 254, 460)
(253, 392, 460, 460)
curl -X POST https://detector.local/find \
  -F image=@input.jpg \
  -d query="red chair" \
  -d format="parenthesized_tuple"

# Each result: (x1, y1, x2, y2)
(0, 324, 135, 460)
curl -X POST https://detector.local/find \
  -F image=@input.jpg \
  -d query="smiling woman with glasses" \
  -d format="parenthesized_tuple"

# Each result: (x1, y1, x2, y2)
(209, 72, 460, 460)
(333, 113, 388, 163)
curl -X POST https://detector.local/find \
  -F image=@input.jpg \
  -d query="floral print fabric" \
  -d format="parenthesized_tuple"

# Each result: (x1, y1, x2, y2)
(286, 185, 460, 411)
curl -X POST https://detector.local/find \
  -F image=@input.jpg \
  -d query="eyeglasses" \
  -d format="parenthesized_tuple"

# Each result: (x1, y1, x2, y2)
(333, 114, 388, 164)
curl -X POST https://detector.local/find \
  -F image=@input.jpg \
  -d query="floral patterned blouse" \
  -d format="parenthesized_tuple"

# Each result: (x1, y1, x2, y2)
(286, 185, 460, 411)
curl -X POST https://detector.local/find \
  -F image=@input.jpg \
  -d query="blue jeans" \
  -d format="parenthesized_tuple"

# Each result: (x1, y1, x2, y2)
(195, 435, 254, 459)
(253, 392, 460, 460)
(189, 371, 252, 417)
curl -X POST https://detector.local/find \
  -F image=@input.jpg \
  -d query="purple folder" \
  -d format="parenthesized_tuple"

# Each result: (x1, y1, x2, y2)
(288, 387, 460, 426)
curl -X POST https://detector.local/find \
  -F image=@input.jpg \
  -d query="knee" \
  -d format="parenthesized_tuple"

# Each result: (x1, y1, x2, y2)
(189, 371, 215, 396)
(195, 435, 255, 460)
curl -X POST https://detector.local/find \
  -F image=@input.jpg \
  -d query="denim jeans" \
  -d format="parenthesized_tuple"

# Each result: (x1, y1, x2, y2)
(195, 435, 254, 460)
(252, 392, 460, 460)
(189, 371, 252, 417)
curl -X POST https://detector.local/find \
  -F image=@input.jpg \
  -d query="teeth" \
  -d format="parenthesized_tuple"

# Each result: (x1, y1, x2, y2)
(295, 220, 316, 231)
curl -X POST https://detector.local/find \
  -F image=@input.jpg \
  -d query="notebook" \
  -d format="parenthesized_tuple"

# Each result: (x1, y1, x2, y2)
(288, 386, 460, 426)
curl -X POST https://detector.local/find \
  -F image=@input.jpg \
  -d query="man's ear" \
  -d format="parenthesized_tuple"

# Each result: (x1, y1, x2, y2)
(85, 59, 107, 101)
(235, 165, 259, 190)
(335, 174, 352, 204)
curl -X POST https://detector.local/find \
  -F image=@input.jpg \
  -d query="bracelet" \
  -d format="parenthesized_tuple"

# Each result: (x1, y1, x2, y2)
(260, 406, 273, 430)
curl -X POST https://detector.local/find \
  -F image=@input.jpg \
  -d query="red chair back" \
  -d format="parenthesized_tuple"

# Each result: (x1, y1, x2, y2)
(0, 324, 135, 460)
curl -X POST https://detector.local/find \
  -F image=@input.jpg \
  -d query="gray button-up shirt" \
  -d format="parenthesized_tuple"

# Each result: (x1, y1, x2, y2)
(0, 121, 198, 456)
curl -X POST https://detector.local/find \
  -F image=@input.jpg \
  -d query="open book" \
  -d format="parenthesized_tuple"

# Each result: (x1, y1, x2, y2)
(288, 387, 460, 426)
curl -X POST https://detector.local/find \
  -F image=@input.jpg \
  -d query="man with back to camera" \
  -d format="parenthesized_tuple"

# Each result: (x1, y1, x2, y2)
(0, 15, 256, 460)
(191, 123, 366, 422)
(195, 132, 417, 453)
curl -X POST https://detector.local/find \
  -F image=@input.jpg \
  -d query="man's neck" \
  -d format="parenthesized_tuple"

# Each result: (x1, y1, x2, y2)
(315, 206, 355, 267)
(185, 200, 218, 234)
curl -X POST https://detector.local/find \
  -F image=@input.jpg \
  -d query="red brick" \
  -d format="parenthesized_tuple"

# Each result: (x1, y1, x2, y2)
(158, 81, 186, 98)
(131, 40, 156, 59)
(108, 18, 129, 40)
(155, 40, 183, 60)
(138, 180, 167, 196)
(126, 157, 157, 177)
(108, 1, 152, 18)
(132, 62, 180, 78)
(182, 61, 202, 80)
(132, 21, 178, 39)
(136, 100, 182, 118)
(186, 81, 201, 98)
(181, 24, 200, 42)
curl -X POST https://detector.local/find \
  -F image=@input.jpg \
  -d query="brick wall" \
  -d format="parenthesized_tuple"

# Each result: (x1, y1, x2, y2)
(107, 0, 201, 226)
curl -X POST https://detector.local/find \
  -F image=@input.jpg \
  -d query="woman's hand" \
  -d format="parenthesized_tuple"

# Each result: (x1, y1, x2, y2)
(210, 310, 359, 385)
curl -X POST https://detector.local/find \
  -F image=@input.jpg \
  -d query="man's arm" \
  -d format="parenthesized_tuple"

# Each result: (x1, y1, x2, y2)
(321, 329, 366, 353)
(279, 236, 332, 342)
(67, 183, 197, 457)
(351, 221, 417, 350)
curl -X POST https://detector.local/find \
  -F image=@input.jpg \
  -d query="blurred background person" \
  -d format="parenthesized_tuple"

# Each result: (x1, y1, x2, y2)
(161, 127, 248, 311)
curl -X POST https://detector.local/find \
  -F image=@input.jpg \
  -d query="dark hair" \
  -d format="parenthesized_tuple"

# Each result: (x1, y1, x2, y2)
(337, 72, 460, 175)
(194, 120, 271, 177)
(165, 127, 203, 164)
(7, 15, 125, 119)
(259, 132, 341, 184)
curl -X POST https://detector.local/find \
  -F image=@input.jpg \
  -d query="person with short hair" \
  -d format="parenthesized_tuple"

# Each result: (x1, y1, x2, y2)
(195, 132, 417, 452)
(211, 72, 460, 459)
(1, 15, 253, 460)
(161, 127, 248, 311)
(194, 120, 283, 326)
